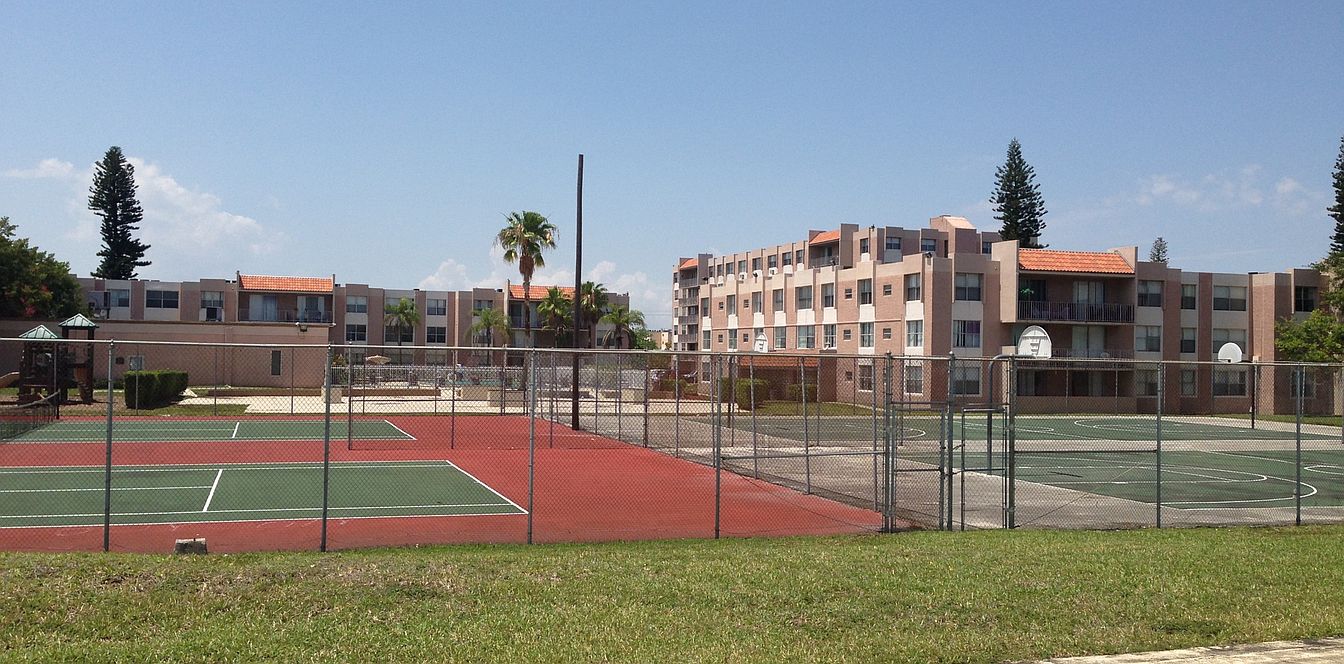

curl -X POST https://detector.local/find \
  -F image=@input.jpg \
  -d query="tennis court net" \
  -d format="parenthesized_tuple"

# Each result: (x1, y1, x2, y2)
(0, 394, 60, 441)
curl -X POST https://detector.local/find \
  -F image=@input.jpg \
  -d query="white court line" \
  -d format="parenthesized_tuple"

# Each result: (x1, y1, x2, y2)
(231, 422, 240, 439)
(381, 420, 417, 440)
(0, 485, 212, 494)
(435, 458, 528, 513)
(0, 462, 468, 475)
(0, 502, 522, 520)
(202, 469, 223, 512)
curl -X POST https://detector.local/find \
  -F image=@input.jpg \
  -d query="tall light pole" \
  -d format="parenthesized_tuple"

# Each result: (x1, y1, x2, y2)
(571, 154, 584, 429)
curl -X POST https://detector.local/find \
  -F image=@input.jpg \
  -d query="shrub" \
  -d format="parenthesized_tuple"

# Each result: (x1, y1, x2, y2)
(718, 377, 770, 410)
(786, 383, 818, 402)
(123, 370, 189, 408)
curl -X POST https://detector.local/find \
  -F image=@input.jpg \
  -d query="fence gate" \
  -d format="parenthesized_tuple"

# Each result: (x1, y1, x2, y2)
(938, 356, 1014, 530)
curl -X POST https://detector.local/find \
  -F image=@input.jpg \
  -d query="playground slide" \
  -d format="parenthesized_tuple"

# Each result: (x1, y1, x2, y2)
(0, 372, 18, 389)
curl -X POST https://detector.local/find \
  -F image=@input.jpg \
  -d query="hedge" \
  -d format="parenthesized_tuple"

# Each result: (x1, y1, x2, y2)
(717, 377, 770, 410)
(123, 370, 189, 409)
(786, 383, 818, 402)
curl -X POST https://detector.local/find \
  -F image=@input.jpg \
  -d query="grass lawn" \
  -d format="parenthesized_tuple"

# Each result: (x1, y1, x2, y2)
(1222, 412, 1344, 428)
(747, 400, 874, 416)
(2, 527, 1343, 662)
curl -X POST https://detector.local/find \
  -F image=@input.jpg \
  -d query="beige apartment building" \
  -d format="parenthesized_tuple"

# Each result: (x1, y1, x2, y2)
(673, 216, 1326, 415)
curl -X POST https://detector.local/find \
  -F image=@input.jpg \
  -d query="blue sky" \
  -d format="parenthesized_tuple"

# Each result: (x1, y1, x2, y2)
(2, 2, 1341, 327)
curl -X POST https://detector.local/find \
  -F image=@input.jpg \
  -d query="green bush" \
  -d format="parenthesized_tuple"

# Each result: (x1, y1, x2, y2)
(123, 370, 189, 408)
(718, 377, 770, 410)
(786, 383, 818, 402)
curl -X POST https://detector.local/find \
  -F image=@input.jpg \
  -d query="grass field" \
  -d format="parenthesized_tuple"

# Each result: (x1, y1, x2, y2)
(1, 527, 1342, 662)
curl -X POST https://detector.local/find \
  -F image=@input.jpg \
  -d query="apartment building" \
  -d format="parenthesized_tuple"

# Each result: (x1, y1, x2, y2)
(673, 216, 1324, 414)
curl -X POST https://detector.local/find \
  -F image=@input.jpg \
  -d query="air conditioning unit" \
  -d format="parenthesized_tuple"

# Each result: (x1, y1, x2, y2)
(738, 273, 747, 282)
(768, 267, 777, 276)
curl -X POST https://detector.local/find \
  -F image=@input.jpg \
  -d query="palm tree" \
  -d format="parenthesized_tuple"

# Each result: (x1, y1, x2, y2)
(578, 281, 609, 349)
(601, 304, 645, 349)
(536, 286, 573, 348)
(383, 297, 420, 360)
(495, 211, 557, 348)
(470, 306, 511, 348)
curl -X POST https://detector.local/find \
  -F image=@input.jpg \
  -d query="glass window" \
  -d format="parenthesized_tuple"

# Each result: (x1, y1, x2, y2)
(982, 240, 993, 254)
(702, 329, 711, 348)
(886, 235, 901, 251)
(795, 286, 813, 310)
(109, 289, 130, 307)
(1213, 368, 1247, 396)
(1136, 325, 1162, 352)
(737, 259, 746, 274)
(384, 325, 413, 343)
(1181, 369, 1197, 396)
(426, 326, 446, 343)
(882, 283, 892, 296)
(271, 350, 282, 376)
(782, 252, 792, 266)
(1138, 280, 1163, 307)
(795, 249, 804, 264)
(726, 294, 736, 311)
(859, 322, 875, 348)
(767, 254, 778, 269)
(1212, 328, 1246, 351)
(952, 320, 981, 348)
(796, 325, 815, 349)
(346, 296, 368, 313)
(426, 299, 447, 316)
(700, 297, 709, 313)
(954, 273, 982, 301)
(751, 291, 763, 312)
(1181, 284, 1196, 309)
(906, 320, 923, 347)
(882, 327, 892, 340)
(952, 366, 980, 396)
(201, 291, 224, 308)
(905, 274, 921, 301)
(1019, 279, 1047, 302)
(751, 257, 761, 272)
(1213, 285, 1247, 311)
(921, 238, 937, 254)
(774, 327, 787, 350)
(345, 324, 367, 342)
(728, 330, 738, 350)
(859, 238, 870, 255)
(822, 283, 836, 308)
(1136, 369, 1159, 396)
(146, 290, 179, 309)
(772, 289, 784, 311)
(843, 328, 853, 341)
(1295, 286, 1317, 312)
(858, 279, 873, 305)
(858, 364, 874, 391)
(823, 324, 836, 348)
(1181, 327, 1196, 354)
(904, 365, 923, 394)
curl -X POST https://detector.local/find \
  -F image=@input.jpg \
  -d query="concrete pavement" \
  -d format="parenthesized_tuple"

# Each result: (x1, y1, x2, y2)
(1036, 637, 1344, 663)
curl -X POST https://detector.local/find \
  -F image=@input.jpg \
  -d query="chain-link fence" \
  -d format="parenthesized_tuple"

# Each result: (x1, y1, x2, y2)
(2, 338, 1342, 552)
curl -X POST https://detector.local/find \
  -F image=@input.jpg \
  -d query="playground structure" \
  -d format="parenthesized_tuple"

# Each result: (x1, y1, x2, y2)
(10, 315, 99, 405)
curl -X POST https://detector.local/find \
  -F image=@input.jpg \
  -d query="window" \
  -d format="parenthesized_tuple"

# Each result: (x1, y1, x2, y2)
(905, 274, 922, 301)
(1295, 286, 1317, 312)
(823, 324, 836, 348)
(822, 283, 836, 308)
(146, 290, 179, 309)
(1213, 285, 1247, 311)
(426, 299, 447, 316)
(782, 252, 793, 267)
(882, 283, 892, 296)
(844, 287, 853, 300)
(772, 289, 784, 311)
(345, 324, 367, 342)
(1181, 327, 1196, 354)
(1181, 284, 1197, 310)
(982, 240, 993, 254)
(954, 273, 982, 301)
(751, 257, 761, 272)
(702, 330, 711, 348)
(346, 296, 368, 313)
(904, 365, 924, 394)
(885, 235, 901, 251)
(271, 350, 282, 376)
(1136, 325, 1162, 352)
(859, 322, 875, 348)
(795, 286, 813, 310)
(795, 249, 804, 264)
(906, 320, 924, 347)
(700, 297, 710, 313)
(1181, 370, 1197, 397)
(952, 366, 980, 396)
(726, 295, 736, 311)
(1212, 328, 1246, 351)
(384, 325, 414, 343)
(774, 327, 787, 350)
(882, 327, 892, 340)
(921, 238, 937, 254)
(1291, 371, 1317, 399)
(859, 238, 870, 255)
(109, 289, 130, 307)
(858, 279, 873, 305)
(767, 254, 777, 269)
(1019, 279, 1047, 302)
(843, 328, 853, 341)
(717, 333, 724, 344)
(728, 331, 738, 350)
(1213, 368, 1247, 396)
(751, 292, 763, 312)
(1138, 280, 1163, 307)
(717, 299, 724, 310)
(473, 298, 493, 311)
(858, 364, 874, 391)
(201, 291, 224, 308)
(952, 320, 980, 348)
(737, 259, 746, 274)
(426, 326, 446, 343)
(1136, 369, 1159, 397)
(796, 325, 815, 349)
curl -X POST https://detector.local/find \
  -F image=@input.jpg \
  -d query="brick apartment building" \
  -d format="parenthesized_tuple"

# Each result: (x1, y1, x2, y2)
(673, 215, 1327, 415)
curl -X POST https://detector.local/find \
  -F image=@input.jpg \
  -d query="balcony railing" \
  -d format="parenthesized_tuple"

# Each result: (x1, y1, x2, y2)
(238, 309, 333, 324)
(811, 255, 840, 268)
(1017, 300, 1134, 324)
(1050, 348, 1135, 359)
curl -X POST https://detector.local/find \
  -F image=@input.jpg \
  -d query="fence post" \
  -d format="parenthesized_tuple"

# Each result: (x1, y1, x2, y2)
(1006, 355, 1017, 529)
(800, 355, 811, 495)
(1251, 363, 1259, 430)
(346, 347, 354, 451)
(289, 346, 295, 415)
(1296, 364, 1304, 526)
(1156, 362, 1164, 528)
(616, 352, 624, 442)
(450, 349, 457, 449)
(713, 354, 722, 539)
(882, 353, 894, 531)
(103, 340, 114, 553)
(642, 352, 650, 447)
(750, 354, 758, 479)
(528, 350, 536, 544)
(320, 345, 333, 552)
(944, 355, 956, 530)
(673, 353, 681, 457)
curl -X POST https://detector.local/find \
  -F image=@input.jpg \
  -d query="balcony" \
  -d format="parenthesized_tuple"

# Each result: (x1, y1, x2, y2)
(810, 255, 840, 268)
(238, 308, 333, 324)
(1050, 348, 1135, 360)
(1017, 301, 1134, 324)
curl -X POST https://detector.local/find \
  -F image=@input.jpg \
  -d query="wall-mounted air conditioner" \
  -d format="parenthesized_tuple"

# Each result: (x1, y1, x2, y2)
(768, 267, 777, 276)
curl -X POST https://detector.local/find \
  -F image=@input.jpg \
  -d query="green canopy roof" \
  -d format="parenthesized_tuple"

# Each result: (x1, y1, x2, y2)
(18, 325, 59, 340)
(58, 313, 98, 329)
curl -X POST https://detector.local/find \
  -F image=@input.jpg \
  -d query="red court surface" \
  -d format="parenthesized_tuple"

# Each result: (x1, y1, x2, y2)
(0, 415, 885, 553)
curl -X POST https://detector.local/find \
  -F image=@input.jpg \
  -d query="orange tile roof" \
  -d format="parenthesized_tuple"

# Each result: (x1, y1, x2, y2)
(678, 258, 699, 270)
(810, 229, 840, 244)
(238, 274, 334, 293)
(509, 284, 574, 299)
(1018, 249, 1134, 275)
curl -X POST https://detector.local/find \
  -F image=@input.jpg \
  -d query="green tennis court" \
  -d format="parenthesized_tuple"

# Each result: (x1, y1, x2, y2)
(710, 414, 1340, 443)
(5, 419, 414, 443)
(0, 460, 525, 528)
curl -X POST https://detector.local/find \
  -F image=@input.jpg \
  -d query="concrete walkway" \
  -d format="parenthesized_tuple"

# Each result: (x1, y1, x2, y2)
(1036, 637, 1344, 663)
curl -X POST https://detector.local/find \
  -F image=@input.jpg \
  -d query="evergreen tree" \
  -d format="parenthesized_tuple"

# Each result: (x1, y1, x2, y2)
(990, 139, 1048, 248)
(1149, 237, 1169, 263)
(1330, 135, 1344, 255)
(88, 146, 151, 279)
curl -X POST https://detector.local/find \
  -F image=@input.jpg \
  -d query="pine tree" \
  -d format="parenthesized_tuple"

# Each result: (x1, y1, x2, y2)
(990, 138, 1048, 248)
(89, 146, 151, 279)
(1149, 237, 1169, 263)
(1330, 135, 1344, 255)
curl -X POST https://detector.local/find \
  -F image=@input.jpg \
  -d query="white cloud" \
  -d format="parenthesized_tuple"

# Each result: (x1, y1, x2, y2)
(418, 259, 473, 291)
(1132, 165, 1315, 214)
(3, 158, 75, 179)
